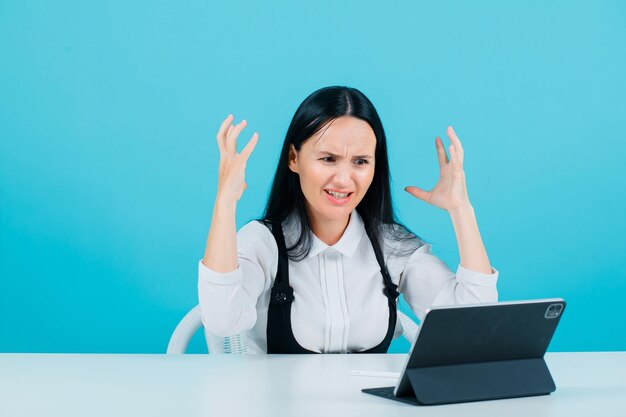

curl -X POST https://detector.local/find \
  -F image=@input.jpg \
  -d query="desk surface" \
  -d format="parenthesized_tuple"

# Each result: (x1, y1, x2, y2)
(0, 352, 624, 417)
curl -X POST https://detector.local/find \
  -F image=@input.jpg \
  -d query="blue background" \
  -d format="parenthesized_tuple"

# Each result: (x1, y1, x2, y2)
(1, 0, 625, 353)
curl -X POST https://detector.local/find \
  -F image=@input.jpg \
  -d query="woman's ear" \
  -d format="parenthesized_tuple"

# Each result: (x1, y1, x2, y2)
(288, 144, 299, 174)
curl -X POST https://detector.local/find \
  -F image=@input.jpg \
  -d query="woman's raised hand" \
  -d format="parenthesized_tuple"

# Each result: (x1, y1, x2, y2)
(404, 126, 471, 212)
(215, 114, 259, 203)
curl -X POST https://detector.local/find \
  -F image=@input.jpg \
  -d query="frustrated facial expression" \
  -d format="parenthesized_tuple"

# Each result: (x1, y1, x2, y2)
(289, 116, 376, 225)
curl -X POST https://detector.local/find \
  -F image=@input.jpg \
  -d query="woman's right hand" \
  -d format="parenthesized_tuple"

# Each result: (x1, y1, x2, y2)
(215, 114, 259, 203)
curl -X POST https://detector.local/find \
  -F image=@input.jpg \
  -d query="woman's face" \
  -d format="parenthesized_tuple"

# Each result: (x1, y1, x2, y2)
(289, 116, 376, 225)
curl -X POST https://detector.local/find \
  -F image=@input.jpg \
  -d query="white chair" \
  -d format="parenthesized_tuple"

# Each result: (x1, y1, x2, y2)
(166, 305, 247, 354)
(166, 304, 419, 354)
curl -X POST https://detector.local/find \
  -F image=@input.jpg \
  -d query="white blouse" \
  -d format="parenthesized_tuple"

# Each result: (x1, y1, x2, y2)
(198, 211, 499, 354)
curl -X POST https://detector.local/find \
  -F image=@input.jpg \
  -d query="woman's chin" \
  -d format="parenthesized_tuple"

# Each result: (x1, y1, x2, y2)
(317, 206, 354, 221)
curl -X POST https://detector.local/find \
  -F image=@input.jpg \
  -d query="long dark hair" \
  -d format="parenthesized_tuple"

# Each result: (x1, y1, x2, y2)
(261, 86, 421, 260)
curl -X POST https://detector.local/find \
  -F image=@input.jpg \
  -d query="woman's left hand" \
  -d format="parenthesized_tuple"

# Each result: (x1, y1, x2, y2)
(405, 126, 471, 212)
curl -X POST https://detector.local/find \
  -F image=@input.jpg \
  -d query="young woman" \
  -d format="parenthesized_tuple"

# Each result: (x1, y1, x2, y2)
(199, 86, 498, 354)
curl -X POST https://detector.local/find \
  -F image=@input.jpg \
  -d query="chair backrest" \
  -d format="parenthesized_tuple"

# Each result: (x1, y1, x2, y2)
(167, 304, 419, 354)
(166, 305, 248, 354)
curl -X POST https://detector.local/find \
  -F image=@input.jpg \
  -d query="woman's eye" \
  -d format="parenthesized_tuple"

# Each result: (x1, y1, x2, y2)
(319, 157, 369, 165)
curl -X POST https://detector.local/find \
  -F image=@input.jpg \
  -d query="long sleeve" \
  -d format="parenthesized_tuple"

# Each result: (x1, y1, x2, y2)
(394, 243, 499, 321)
(197, 221, 277, 337)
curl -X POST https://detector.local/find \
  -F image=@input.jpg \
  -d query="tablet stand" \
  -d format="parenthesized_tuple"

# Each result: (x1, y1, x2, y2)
(403, 357, 556, 405)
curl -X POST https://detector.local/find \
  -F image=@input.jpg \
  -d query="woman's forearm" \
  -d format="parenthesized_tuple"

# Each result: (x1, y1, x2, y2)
(448, 204, 493, 274)
(202, 196, 239, 273)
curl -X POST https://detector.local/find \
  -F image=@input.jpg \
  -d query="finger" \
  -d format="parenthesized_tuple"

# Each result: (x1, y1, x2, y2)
(227, 125, 234, 137)
(217, 114, 234, 137)
(435, 136, 448, 166)
(446, 126, 464, 163)
(449, 144, 463, 174)
(226, 119, 248, 153)
(404, 186, 430, 202)
(216, 114, 234, 154)
(240, 132, 259, 161)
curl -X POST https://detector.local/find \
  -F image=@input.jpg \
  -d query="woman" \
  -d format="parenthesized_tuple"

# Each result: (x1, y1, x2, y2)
(199, 86, 498, 354)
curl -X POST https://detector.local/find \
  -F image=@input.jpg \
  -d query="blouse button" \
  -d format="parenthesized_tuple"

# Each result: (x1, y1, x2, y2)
(275, 292, 287, 302)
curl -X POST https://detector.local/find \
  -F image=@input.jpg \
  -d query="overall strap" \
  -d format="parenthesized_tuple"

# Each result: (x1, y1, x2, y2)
(360, 224, 400, 354)
(265, 220, 311, 353)
(268, 220, 295, 306)
(364, 225, 400, 300)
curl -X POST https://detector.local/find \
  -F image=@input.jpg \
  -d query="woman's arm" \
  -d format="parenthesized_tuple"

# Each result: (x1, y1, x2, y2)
(199, 114, 263, 336)
(395, 242, 498, 321)
(448, 204, 492, 274)
(198, 221, 273, 336)
(202, 115, 258, 272)
(405, 126, 493, 274)
(203, 197, 238, 272)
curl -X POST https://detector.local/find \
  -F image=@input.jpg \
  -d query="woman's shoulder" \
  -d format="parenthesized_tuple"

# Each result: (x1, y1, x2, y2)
(236, 220, 278, 254)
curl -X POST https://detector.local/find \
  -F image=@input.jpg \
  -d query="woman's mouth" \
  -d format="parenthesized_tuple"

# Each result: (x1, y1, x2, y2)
(324, 189, 353, 204)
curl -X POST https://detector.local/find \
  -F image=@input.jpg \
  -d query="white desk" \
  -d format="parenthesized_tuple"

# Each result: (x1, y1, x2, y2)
(0, 352, 624, 417)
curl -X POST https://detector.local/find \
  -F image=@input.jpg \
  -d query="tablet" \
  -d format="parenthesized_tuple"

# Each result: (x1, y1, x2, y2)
(363, 298, 566, 405)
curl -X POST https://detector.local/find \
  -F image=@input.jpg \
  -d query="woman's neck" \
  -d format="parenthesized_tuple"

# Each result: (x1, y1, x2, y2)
(308, 212, 351, 246)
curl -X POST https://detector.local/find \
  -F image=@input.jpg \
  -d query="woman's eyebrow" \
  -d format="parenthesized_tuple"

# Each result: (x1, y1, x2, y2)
(317, 151, 373, 159)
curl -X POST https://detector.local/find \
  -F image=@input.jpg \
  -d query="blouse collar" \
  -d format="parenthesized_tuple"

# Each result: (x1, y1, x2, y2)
(305, 211, 366, 259)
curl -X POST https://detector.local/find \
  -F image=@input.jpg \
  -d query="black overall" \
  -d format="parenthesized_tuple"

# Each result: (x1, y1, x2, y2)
(265, 220, 400, 354)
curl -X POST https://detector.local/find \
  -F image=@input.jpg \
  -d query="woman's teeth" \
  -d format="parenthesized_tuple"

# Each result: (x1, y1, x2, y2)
(326, 190, 350, 198)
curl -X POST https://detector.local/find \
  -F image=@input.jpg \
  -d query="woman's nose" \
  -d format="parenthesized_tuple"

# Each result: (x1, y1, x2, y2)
(333, 163, 352, 185)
